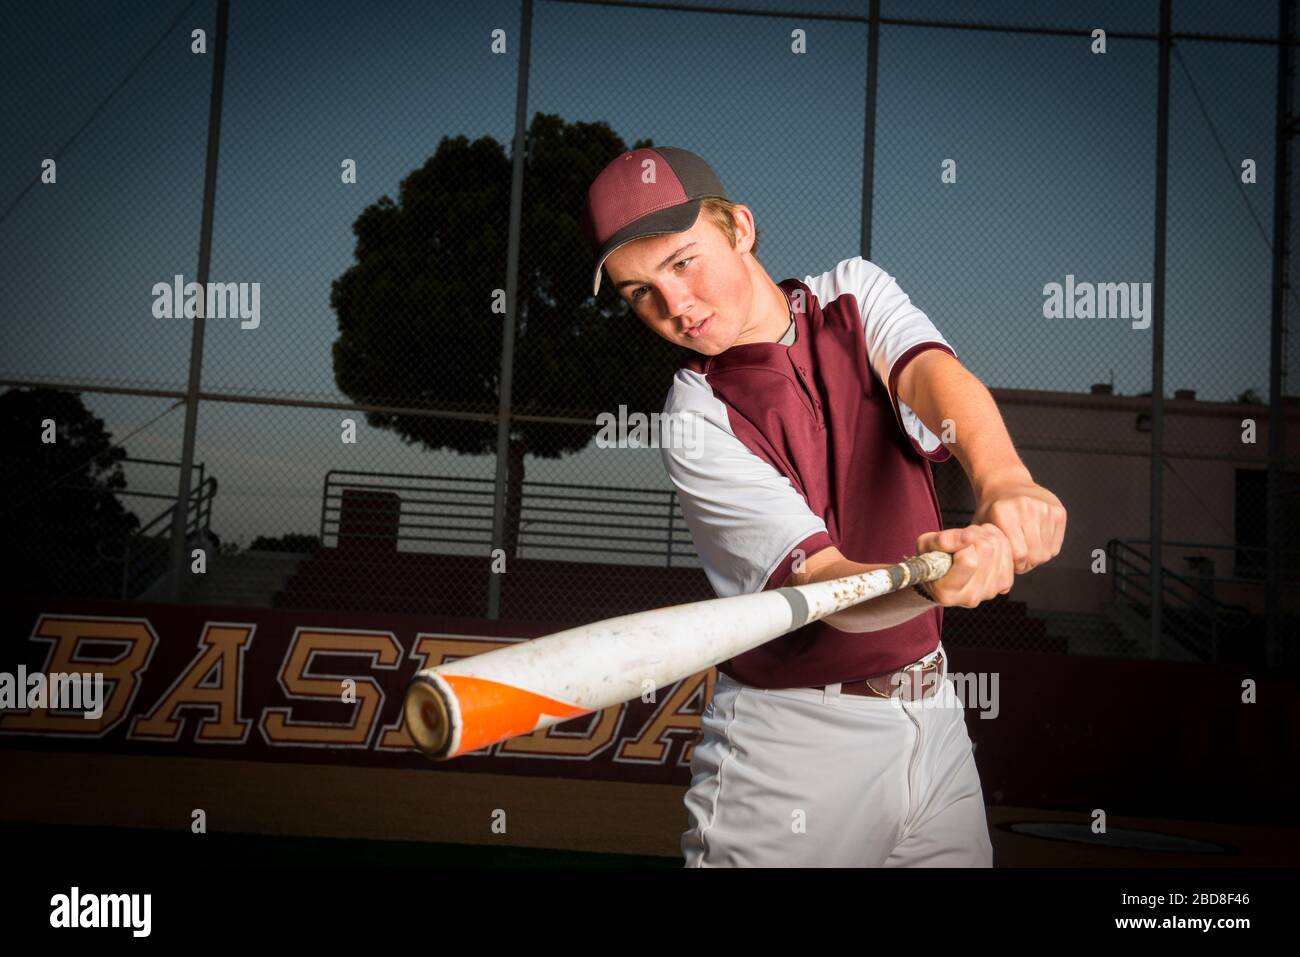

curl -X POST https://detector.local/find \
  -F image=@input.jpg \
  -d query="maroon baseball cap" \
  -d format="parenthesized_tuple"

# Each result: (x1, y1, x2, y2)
(582, 146, 731, 297)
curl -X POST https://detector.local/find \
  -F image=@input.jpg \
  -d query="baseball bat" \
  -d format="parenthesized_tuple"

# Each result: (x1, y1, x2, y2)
(403, 550, 952, 759)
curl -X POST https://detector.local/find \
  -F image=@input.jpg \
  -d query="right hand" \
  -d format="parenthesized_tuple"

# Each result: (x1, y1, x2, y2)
(915, 525, 1015, 608)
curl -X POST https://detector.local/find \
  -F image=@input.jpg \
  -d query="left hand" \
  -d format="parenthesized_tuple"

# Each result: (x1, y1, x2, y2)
(972, 475, 1067, 574)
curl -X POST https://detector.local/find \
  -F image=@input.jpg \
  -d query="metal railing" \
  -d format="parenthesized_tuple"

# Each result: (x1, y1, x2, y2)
(1108, 538, 1255, 662)
(318, 470, 698, 566)
(1123, 538, 1300, 582)
(313, 472, 987, 567)
(119, 476, 217, 598)
(92, 458, 219, 599)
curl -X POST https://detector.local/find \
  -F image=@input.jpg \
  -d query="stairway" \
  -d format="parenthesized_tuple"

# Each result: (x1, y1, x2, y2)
(1102, 598, 1218, 662)
(181, 550, 309, 609)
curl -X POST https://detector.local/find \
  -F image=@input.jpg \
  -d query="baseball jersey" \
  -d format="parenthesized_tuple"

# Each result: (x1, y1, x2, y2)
(659, 256, 956, 689)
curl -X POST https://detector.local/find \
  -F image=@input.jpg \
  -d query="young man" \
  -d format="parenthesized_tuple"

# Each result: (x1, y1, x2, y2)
(582, 147, 1066, 867)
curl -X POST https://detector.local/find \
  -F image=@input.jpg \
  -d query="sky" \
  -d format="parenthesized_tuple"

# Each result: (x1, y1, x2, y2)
(0, 0, 1292, 550)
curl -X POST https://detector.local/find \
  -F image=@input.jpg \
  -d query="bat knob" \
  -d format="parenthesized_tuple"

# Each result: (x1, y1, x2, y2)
(404, 677, 452, 758)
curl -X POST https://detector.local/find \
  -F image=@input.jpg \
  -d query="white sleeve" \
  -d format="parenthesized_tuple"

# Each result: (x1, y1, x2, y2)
(659, 372, 833, 599)
(806, 257, 956, 459)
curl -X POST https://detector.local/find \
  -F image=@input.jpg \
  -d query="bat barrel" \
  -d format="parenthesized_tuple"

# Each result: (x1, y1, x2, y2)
(400, 551, 955, 760)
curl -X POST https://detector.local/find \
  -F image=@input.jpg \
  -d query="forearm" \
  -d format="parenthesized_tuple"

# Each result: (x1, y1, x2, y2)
(789, 557, 935, 632)
(900, 350, 1031, 496)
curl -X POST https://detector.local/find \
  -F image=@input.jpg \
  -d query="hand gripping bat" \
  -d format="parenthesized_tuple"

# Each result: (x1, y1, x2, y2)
(403, 550, 952, 759)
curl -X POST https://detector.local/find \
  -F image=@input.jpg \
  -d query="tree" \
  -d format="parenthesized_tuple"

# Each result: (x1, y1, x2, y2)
(0, 388, 139, 598)
(330, 116, 682, 558)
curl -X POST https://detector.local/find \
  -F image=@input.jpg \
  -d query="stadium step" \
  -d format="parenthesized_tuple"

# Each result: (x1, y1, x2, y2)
(182, 550, 310, 608)
(1025, 608, 1142, 657)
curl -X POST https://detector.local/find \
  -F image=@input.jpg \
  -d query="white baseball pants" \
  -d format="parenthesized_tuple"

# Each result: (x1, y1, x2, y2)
(681, 643, 994, 867)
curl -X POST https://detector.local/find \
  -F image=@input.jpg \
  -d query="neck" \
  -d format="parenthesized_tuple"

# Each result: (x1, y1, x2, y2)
(763, 279, 792, 342)
(738, 261, 792, 345)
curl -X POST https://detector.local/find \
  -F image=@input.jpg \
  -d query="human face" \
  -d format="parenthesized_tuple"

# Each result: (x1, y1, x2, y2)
(604, 207, 757, 355)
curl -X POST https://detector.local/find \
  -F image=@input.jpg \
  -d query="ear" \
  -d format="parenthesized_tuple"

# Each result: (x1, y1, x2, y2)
(730, 204, 758, 254)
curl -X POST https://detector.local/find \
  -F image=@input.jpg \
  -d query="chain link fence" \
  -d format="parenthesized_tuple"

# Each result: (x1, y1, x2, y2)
(1, 0, 1295, 668)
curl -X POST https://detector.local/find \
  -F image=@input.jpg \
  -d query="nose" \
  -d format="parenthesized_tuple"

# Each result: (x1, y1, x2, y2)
(660, 280, 695, 327)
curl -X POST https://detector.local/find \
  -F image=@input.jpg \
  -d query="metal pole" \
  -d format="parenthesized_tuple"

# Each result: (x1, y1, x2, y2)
(488, 0, 533, 620)
(860, 0, 881, 260)
(1149, 0, 1173, 658)
(1266, 0, 1295, 669)
(168, 0, 229, 601)
(665, 495, 675, 567)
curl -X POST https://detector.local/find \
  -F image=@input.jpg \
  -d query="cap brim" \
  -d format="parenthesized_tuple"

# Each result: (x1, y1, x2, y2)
(591, 200, 704, 297)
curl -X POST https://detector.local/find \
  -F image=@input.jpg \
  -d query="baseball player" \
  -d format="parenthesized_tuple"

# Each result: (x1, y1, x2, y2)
(582, 147, 1066, 867)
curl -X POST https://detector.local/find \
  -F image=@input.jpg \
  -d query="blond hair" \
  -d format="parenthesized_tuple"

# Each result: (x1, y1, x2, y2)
(699, 197, 759, 260)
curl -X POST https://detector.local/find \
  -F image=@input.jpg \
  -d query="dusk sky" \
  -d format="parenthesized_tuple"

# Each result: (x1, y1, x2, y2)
(0, 0, 1290, 547)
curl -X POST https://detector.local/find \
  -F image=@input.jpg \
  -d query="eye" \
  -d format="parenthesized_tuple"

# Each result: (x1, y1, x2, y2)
(630, 258, 693, 303)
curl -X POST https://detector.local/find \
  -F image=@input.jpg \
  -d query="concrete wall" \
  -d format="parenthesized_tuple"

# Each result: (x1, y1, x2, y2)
(934, 389, 1299, 616)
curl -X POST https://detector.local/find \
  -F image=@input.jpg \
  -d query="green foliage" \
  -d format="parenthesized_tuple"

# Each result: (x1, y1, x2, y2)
(329, 116, 682, 460)
(0, 388, 139, 598)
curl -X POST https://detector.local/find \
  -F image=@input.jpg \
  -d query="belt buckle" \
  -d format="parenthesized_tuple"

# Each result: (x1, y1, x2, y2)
(899, 660, 926, 701)
(864, 650, 943, 700)
(904, 651, 944, 701)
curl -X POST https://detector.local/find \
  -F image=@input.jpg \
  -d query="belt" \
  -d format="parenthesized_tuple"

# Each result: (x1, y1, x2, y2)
(810, 649, 945, 701)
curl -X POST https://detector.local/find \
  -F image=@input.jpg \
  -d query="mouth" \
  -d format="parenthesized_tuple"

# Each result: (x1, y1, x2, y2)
(684, 315, 714, 340)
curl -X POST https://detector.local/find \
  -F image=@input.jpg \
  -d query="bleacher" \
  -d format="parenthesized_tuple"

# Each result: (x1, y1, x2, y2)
(272, 471, 1049, 646)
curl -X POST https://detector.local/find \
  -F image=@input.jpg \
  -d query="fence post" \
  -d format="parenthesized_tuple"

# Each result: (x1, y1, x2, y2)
(860, 0, 881, 260)
(665, 495, 675, 567)
(318, 472, 333, 548)
(168, 0, 229, 600)
(487, 0, 533, 620)
(1265, 0, 1295, 669)
(1148, 0, 1172, 659)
